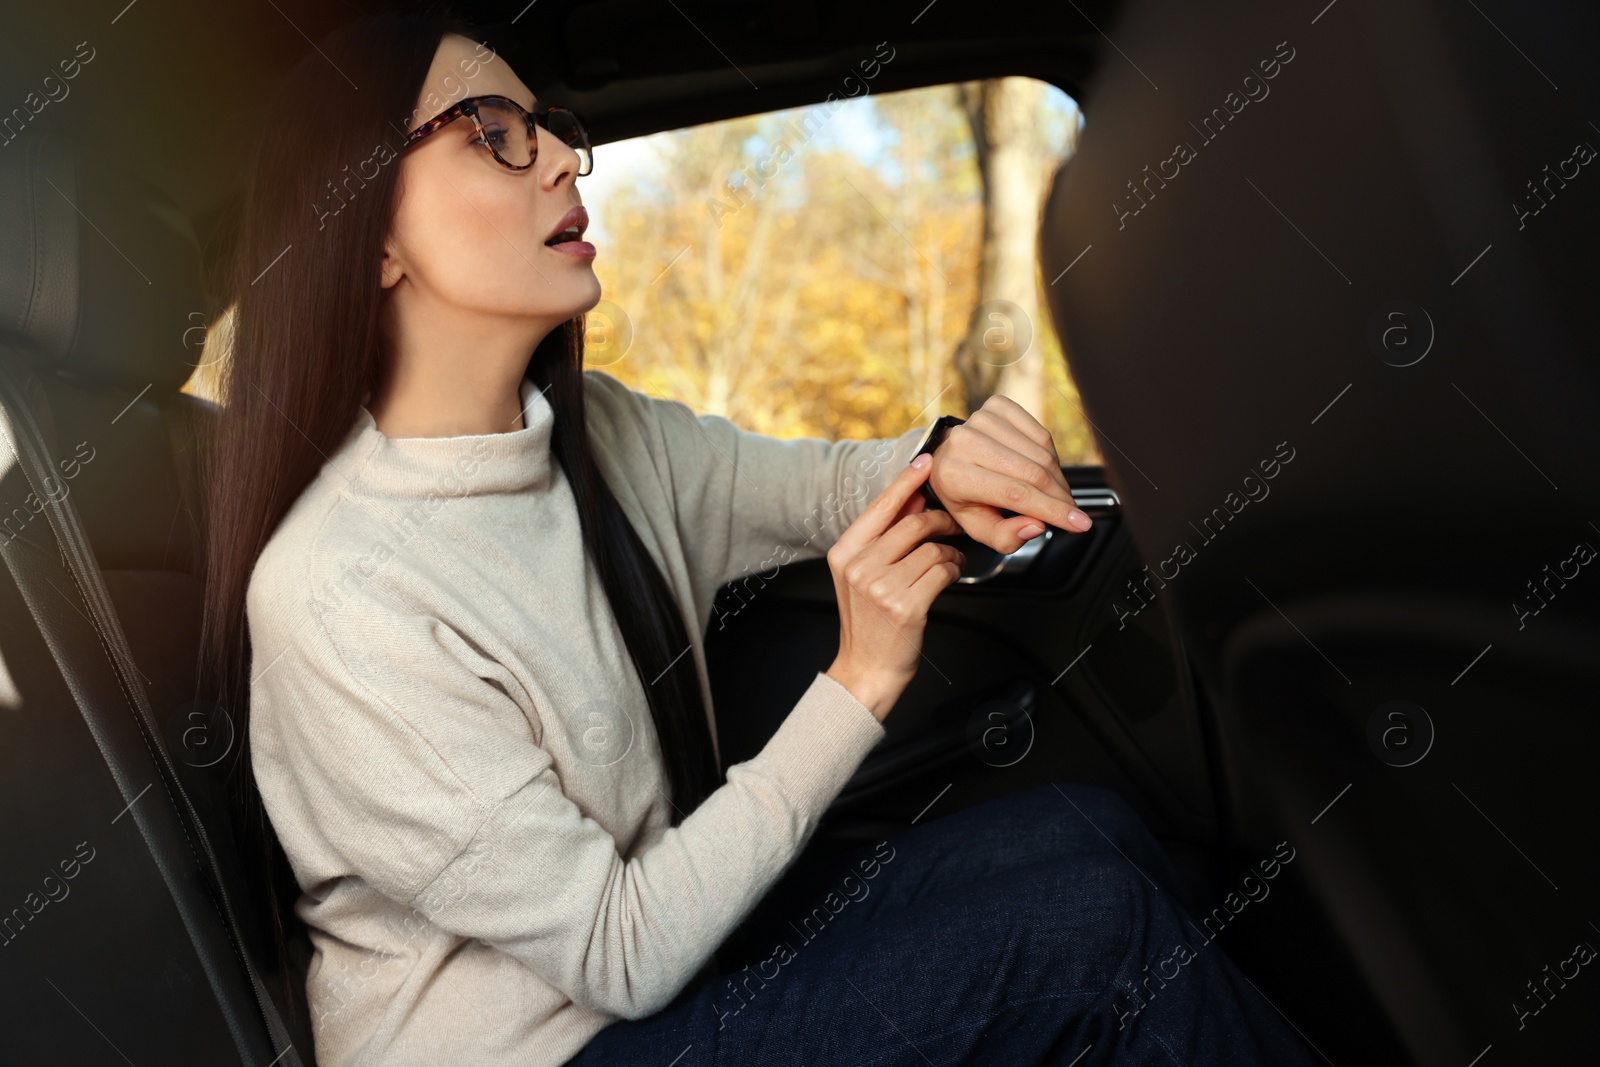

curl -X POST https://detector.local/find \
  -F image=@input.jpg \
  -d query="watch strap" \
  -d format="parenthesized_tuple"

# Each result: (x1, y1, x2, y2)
(912, 415, 965, 510)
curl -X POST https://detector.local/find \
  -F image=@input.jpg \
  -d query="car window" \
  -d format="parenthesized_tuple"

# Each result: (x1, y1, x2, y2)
(185, 78, 1098, 466)
(578, 77, 1098, 464)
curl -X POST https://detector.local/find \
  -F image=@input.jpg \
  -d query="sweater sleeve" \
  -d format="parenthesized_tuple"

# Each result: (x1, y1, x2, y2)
(249, 596, 887, 1022)
(582, 370, 929, 597)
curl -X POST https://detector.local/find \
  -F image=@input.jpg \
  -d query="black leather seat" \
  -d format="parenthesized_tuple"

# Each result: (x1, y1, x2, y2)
(1039, 0, 1600, 1064)
(0, 134, 307, 1065)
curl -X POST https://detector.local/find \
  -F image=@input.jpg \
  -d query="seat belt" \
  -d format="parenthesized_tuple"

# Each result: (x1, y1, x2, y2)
(0, 352, 305, 1067)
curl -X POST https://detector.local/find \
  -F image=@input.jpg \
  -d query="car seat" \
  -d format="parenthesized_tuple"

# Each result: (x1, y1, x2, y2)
(0, 133, 308, 1066)
(1038, 0, 1600, 1063)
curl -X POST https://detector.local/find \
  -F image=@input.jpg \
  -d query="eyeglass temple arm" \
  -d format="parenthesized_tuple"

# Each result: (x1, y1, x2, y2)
(401, 101, 479, 147)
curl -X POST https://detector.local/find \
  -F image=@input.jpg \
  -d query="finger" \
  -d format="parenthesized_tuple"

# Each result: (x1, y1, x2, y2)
(998, 476, 1088, 537)
(960, 412, 1075, 499)
(868, 507, 963, 566)
(967, 408, 1060, 470)
(836, 454, 936, 554)
(946, 507, 1035, 556)
(960, 465, 1091, 534)
(889, 479, 931, 525)
(957, 428, 1080, 519)
(971, 399, 1084, 518)
(1002, 513, 1055, 545)
(907, 553, 964, 604)
(976, 394, 1055, 452)
(962, 414, 1076, 502)
(892, 539, 966, 581)
(883, 542, 964, 617)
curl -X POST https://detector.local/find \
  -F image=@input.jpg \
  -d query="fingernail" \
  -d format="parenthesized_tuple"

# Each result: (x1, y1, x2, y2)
(1068, 509, 1092, 529)
(1019, 523, 1044, 539)
(912, 453, 931, 469)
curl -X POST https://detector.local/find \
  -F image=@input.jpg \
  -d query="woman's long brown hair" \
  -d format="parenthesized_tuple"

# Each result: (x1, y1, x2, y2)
(196, 5, 721, 1024)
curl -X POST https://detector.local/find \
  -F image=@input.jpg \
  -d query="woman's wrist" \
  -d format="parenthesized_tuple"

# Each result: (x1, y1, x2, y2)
(825, 660, 905, 722)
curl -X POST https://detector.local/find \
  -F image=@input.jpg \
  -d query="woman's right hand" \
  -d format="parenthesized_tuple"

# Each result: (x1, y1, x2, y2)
(825, 453, 966, 722)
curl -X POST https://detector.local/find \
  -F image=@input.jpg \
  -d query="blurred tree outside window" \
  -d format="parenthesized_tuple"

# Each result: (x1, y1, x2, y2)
(579, 77, 1099, 464)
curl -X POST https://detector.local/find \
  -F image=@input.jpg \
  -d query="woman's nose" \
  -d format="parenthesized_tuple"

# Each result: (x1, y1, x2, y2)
(536, 124, 581, 188)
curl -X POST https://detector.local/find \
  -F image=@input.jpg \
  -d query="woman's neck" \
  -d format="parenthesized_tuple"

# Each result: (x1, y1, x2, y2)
(371, 294, 559, 438)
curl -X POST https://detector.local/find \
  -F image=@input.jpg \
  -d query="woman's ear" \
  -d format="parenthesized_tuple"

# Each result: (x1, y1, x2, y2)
(380, 238, 404, 289)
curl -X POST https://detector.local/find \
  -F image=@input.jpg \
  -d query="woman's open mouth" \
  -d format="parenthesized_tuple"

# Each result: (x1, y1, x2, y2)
(544, 205, 596, 258)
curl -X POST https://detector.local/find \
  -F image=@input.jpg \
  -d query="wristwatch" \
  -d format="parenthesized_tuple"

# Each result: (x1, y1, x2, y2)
(911, 415, 966, 511)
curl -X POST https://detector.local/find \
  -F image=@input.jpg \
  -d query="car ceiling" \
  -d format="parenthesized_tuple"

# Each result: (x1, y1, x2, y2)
(5, 0, 1116, 295)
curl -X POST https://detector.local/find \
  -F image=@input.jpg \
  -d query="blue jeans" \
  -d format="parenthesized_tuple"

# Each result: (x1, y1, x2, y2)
(565, 782, 1321, 1066)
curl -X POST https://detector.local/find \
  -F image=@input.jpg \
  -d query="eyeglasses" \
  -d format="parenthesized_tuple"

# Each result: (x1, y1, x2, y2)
(401, 94, 592, 176)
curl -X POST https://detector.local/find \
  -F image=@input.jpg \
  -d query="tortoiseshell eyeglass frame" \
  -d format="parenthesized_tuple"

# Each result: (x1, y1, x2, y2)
(401, 94, 593, 176)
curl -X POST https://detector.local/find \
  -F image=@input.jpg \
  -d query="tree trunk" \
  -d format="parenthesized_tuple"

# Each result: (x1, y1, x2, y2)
(952, 77, 1048, 420)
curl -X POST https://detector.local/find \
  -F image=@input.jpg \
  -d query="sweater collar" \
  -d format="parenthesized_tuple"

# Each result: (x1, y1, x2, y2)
(342, 376, 555, 498)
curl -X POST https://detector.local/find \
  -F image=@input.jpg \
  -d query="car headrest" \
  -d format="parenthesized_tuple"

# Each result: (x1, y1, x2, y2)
(1038, 0, 1600, 617)
(0, 134, 206, 397)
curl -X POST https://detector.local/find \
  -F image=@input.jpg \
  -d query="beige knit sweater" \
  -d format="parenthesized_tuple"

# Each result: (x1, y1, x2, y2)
(245, 369, 928, 1067)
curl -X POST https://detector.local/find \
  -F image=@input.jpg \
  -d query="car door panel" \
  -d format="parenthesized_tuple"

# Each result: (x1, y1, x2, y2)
(705, 464, 1218, 852)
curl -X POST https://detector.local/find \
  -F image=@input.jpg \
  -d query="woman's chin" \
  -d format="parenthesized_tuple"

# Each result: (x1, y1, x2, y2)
(572, 270, 603, 306)
(543, 276, 603, 323)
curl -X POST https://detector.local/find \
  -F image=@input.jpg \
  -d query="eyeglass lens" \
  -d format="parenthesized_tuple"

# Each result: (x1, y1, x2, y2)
(474, 99, 592, 175)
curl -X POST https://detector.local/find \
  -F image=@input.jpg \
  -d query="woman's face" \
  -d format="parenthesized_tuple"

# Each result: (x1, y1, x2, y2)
(381, 33, 598, 330)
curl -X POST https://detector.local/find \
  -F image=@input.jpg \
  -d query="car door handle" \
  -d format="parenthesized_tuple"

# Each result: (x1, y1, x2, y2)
(957, 528, 1052, 584)
(952, 486, 1118, 585)
(1070, 487, 1121, 516)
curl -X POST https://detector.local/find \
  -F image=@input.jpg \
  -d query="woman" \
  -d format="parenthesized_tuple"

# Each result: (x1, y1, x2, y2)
(199, 9, 1320, 1066)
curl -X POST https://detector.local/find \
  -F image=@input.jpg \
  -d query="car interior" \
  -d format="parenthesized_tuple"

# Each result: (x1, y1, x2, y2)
(2, 1, 1596, 1065)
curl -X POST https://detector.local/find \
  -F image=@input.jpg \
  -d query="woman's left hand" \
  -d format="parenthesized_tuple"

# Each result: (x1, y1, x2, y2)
(926, 395, 1094, 555)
